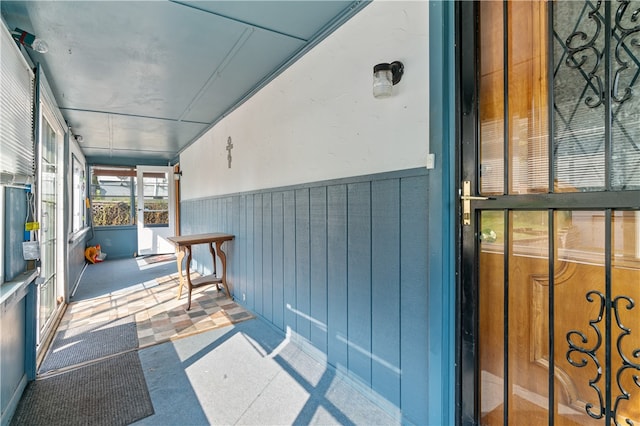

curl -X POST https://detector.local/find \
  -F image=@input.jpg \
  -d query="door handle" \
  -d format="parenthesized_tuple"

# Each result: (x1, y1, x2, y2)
(460, 195, 491, 201)
(460, 180, 492, 226)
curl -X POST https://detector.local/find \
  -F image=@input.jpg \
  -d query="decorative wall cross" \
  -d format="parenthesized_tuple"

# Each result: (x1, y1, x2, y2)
(226, 136, 233, 168)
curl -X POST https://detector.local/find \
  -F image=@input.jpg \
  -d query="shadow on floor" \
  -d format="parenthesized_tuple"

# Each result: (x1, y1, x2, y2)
(38, 257, 399, 425)
(134, 319, 399, 425)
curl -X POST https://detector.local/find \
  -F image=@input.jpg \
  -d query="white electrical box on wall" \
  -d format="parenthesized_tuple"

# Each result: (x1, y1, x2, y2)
(426, 153, 435, 169)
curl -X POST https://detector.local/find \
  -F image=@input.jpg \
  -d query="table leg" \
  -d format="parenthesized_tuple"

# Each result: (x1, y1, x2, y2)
(185, 245, 194, 310)
(208, 242, 220, 291)
(176, 248, 186, 300)
(215, 241, 231, 298)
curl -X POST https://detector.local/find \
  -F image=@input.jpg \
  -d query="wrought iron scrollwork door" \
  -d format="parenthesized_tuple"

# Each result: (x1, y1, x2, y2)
(458, 1, 640, 425)
(566, 291, 640, 423)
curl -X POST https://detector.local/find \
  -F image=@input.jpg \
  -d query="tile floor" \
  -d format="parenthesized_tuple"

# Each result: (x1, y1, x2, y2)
(57, 261, 254, 349)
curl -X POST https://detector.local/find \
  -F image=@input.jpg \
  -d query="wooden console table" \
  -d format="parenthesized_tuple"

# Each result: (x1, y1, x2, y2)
(167, 233, 234, 310)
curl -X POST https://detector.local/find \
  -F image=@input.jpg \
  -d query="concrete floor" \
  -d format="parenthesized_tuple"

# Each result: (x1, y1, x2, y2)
(58, 257, 399, 425)
(134, 319, 399, 425)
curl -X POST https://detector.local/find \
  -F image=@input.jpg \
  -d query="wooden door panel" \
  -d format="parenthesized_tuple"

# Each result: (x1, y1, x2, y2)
(480, 244, 640, 424)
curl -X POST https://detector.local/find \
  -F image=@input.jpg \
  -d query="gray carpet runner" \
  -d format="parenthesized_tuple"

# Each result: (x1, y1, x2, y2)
(72, 258, 177, 301)
(39, 316, 138, 374)
(10, 351, 154, 426)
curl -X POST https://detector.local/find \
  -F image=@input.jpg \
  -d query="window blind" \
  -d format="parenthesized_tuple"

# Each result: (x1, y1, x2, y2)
(0, 24, 34, 183)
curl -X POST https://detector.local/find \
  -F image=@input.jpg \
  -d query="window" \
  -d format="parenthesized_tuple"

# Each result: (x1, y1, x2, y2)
(0, 25, 34, 181)
(90, 166, 136, 226)
(140, 172, 169, 228)
(71, 155, 86, 233)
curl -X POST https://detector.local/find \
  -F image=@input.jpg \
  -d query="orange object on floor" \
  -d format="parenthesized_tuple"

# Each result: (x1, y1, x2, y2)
(84, 245, 103, 264)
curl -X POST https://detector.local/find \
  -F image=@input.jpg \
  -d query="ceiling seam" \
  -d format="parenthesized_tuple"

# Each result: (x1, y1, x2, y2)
(85, 147, 176, 154)
(169, 0, 308, 42)
(58, 107, 209, 125)
(178, 27, 255, 122)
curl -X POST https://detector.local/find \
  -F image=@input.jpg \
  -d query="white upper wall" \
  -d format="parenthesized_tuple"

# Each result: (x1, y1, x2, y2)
(180, 0, 429, 200)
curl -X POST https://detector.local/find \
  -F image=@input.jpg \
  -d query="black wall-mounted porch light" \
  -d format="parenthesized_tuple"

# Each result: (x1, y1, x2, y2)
(372, 61, 404, 98)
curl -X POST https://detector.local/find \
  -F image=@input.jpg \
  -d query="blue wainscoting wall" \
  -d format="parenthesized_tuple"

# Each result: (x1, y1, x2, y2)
(90, 226, 138, 260)
(67, 229, 90, 298)
(180, 167, 428, 424)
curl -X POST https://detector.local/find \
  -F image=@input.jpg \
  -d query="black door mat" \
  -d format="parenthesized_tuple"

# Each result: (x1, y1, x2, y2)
(11, 351, 154, 426)
(39, 316, 138, 374)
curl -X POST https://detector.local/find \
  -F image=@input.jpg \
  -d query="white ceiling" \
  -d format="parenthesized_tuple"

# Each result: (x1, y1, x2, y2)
(1, 1, 368, 165)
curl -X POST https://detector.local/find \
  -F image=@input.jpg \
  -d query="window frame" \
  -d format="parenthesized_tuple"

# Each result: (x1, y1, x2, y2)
(71, 154, 87, 234)
(89, 166, 137, 227)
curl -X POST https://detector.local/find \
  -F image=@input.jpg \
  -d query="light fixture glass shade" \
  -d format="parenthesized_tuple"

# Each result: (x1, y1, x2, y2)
(31, 38, 49, 53)
(373, 68, 393, 98)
